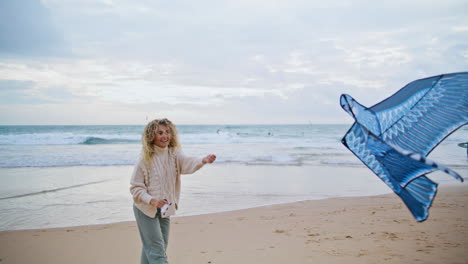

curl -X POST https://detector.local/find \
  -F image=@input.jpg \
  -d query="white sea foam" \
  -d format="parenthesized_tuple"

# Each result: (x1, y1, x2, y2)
(0, 125, 466, 168)
(0, 133, 140, 145)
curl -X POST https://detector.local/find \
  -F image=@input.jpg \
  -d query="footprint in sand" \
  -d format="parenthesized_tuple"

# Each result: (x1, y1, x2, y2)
(274, 229, 286, 234)
(416, 248, 431, 254)
(381, 231, 399, 240)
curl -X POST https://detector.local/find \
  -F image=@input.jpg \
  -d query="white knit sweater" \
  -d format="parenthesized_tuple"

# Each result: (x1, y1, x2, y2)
(130, 146, 204, 218)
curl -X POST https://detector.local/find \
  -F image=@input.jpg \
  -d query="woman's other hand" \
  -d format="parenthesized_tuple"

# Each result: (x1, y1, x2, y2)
(202, 154, 216, 164)
(150, 198, 169, 208)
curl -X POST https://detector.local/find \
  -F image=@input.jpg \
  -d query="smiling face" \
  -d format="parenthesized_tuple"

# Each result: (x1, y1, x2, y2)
(153, 125, 171, 148)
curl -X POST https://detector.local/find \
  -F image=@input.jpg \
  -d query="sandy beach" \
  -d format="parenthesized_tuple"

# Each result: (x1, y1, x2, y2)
(1, 183, 467, 264)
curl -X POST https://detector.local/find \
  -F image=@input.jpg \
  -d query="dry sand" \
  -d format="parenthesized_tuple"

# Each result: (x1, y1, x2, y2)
(1, 184, 467, 264)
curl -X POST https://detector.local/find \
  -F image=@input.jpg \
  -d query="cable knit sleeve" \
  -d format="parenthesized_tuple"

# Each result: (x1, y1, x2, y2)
(176, 149, 205, 175)
(129, 159, 153, 205)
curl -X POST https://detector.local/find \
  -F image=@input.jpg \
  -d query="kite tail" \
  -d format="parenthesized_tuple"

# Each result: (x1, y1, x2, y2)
(404, 152, 464, 182)
(397, 176, 438, 222)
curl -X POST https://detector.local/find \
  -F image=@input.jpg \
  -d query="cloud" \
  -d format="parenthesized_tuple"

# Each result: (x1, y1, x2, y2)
(0, 79, 33, 91)
(0, 80, 49, 104)
(0, 78, 87, 105)
(0, 0, 69, 57)
(1, 0, 467, 124)
(0, 58, 304, 107)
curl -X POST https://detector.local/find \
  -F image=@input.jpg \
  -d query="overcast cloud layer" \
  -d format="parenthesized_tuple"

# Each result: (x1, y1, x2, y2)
(0, 0, 467, 125)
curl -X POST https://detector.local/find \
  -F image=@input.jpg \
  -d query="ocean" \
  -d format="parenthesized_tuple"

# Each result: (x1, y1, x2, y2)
(0, 124, 356, 168)
(0, 124, 466, 230)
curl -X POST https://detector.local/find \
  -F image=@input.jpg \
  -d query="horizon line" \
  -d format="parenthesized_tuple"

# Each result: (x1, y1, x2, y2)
(0, 123, 350, 126)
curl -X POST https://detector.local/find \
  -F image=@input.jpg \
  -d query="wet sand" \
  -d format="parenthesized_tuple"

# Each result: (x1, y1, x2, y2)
(1, 184, 467, 264)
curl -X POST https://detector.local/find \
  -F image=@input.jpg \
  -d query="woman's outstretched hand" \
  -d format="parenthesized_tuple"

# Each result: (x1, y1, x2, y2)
(202, 154, 216, 164)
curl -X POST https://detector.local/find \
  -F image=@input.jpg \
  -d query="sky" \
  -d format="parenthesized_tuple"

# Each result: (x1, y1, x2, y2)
(0, 0, 467, 125)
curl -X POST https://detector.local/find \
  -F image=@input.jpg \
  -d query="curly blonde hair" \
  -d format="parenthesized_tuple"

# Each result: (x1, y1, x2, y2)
(141, 118, 181, 164)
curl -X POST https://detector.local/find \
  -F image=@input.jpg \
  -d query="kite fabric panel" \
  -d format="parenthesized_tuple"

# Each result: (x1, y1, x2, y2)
(340, 72, 468, 222)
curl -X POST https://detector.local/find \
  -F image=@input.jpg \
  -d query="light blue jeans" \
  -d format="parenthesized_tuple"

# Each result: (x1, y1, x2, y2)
(133, 206, 171, 264)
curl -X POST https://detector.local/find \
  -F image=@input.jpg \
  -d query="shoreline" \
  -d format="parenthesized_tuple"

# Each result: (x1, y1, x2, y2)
(1, 164, 466, 231)
(1, 184, 467, 264)
(0, 182, 464, 233)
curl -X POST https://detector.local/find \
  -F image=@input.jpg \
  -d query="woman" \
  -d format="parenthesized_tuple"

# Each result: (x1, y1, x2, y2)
(130, 118, 216, 264)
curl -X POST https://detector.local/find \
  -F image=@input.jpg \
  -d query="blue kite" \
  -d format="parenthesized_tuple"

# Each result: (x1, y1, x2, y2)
(340, 72, 468, 222)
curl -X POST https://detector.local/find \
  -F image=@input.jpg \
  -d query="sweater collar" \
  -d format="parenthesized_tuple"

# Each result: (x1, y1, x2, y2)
(154, 145, 168, 155)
